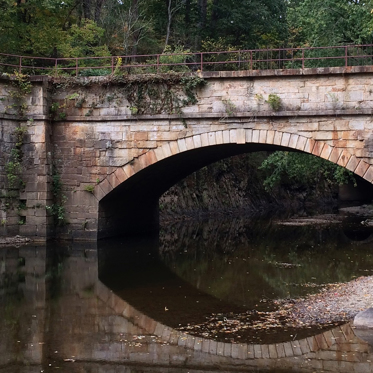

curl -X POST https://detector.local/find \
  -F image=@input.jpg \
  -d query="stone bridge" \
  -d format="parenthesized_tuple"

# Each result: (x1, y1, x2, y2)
(1, 66, 373, 241)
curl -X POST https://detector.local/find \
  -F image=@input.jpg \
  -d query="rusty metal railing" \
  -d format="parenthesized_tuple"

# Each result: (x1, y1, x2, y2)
(0, 44, 373, 76)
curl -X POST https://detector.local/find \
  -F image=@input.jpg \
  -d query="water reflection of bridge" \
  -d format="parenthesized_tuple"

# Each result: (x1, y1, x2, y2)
(0, 244, 372, 373)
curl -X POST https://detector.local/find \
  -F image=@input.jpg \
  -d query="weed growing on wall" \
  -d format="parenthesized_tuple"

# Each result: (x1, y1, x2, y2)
(84, 185, 95, 193)
(266, 94, 282, 111)
(222, 98, 237, 117)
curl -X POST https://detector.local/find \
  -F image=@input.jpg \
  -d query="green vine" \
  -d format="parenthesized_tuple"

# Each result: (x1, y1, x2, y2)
(0, 124, 27, 214)
(8, 71, 32, 117)
(50, 73, 206, 122)
(46, 166, 67, 225)
(5, 125, 27, 191)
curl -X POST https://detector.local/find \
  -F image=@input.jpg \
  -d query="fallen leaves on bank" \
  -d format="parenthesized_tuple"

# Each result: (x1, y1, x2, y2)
(176, 275, 373, 343)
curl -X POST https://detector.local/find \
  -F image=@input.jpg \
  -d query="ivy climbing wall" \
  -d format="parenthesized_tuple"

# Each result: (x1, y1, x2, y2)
(0, 75, 53, 240)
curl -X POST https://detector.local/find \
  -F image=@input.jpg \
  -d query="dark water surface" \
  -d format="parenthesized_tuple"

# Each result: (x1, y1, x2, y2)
(1, 214, 373, 372)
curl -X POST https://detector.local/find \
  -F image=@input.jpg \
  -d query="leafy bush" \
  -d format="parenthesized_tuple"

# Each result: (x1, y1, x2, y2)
(266, 94, 282, 111)
(259, 151, 356, 191)
(78, 68, 111, 76)
(145, 45, 191, 73)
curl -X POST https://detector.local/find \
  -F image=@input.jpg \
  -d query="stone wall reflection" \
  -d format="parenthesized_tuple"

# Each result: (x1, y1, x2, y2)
(0, 245, 47, 371)
(1, 244, 373, 373)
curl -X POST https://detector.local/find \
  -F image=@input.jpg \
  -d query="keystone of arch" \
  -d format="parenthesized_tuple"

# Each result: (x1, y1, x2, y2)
(94, 129, 373, 201)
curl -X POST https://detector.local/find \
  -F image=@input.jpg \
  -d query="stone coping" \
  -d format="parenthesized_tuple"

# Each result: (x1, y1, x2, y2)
(1, 108, 370, 122)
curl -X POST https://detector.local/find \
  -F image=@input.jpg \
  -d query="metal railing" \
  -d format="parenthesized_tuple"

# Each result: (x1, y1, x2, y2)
(1, 44, 373, 77)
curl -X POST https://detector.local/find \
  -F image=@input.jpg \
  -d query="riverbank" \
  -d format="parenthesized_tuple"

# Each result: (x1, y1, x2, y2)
(275, 274, 373, 327)
(178, 275, 373, 344)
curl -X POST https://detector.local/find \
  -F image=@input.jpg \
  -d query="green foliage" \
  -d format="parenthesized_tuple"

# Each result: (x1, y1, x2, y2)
(50, 102, 60, 113)
(67, 93, 79, 100)
(259, 151, 356, 192)
(100, 73, 206, 116)
(78, 69, 111, 77)
(46, 166, 67, 225)
(0, 1, 110, 64)
(5, 126, 27, 191)
(59, 19, 110, 59)
(222, 99, 237, 117)
(50, 102, 66, 119)
(84, 185, 95, 193)
(159, 45, 191, 72)
(113, 57, 123, 76)
(266, 94, 282, 111)
(8, 72, 32, 117)
(287, 0, 373, 47)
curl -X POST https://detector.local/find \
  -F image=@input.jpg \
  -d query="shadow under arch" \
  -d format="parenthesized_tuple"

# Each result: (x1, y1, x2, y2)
(97, 129, 373, 239)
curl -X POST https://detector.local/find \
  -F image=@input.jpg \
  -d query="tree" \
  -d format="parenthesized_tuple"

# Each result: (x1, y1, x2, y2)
(0, 0, 110, 59)
(98, 0, 155, 55)
(287, 0, 373, 46)
(259, 151, 355, 192)
(203, 0, 288, 49)
(165, 0, 185, 48)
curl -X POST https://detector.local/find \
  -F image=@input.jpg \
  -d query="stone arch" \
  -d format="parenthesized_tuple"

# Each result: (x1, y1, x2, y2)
(95, 129, 373, 202)
(95, 129, 373, 238)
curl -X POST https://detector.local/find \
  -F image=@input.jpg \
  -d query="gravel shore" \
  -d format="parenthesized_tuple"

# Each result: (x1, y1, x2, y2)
(275, 275, 373, 327)
(178, 275, 373, 344)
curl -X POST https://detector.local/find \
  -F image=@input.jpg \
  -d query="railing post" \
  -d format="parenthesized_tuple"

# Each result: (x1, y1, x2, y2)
(200, 53, 203, 72)
(302, 49, 305, 69)
(111, 56, 114, 74)
(19, 56, 22, 73)
(55, 58, 58, 77)
(76, 58, 78, 77)
(345, 46, 348, 67)
(238, 50, 241, 70)
(157, 54, 160, 73)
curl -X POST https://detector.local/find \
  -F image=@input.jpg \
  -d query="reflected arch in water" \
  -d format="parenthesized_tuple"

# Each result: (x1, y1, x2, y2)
(97, 129, 372, 238)
(1, 243, 373, 373)
(95, 278, 373, 373)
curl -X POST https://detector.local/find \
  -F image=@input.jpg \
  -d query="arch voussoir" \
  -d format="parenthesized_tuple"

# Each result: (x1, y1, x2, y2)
(363, 165, 373, 183)
(97, 129, 373, 201)
(337, 150, 352, 168)
(295, 136, 307, 151)
(192, 134, 202, 148)
(320, 143, 333, 160)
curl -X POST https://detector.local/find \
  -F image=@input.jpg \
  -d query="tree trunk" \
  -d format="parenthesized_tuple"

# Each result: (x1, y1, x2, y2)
(94, 0, 105, 23)
(199, 0, 207, 29)
(165, 0, 172, 47)
(196, 0, 207, 49)
(211, 0, 219, 32)
(185, 0, 191, 26)
(82, 0, 92, 19)
(131, 0, 140, 55)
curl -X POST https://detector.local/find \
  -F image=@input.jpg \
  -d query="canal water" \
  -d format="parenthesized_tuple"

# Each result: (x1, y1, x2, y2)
(1, 212, 373, 372)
